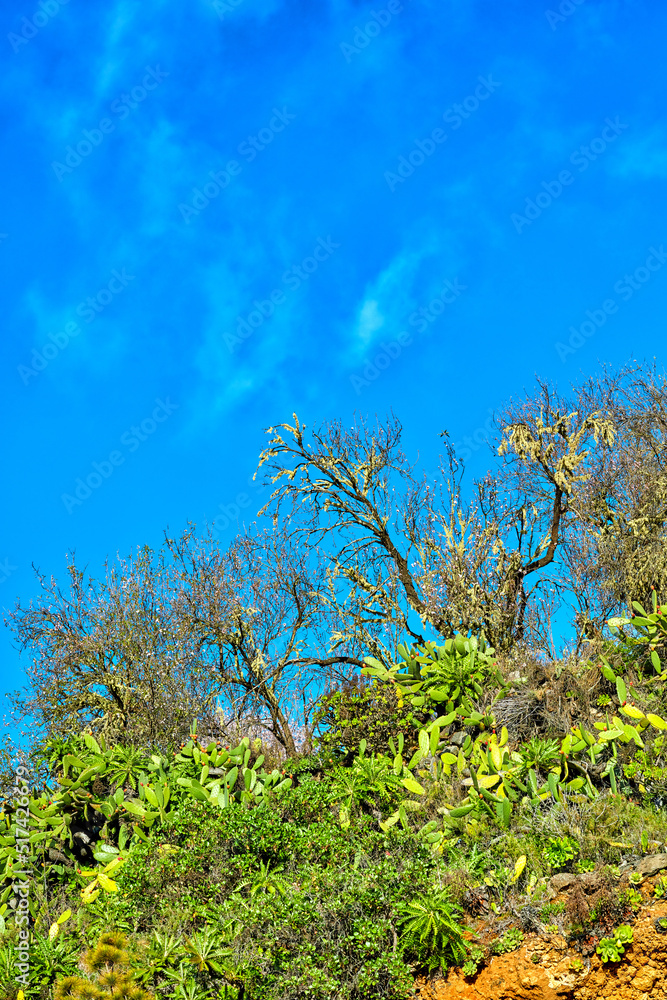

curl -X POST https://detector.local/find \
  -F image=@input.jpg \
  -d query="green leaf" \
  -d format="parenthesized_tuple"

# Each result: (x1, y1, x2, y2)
(123, 800, 147, 818)
(363, 656, 386, 672)
(83, 733, 101, 754)
(429, 688, 451, 703)
(597, 727, 625, 742)
(186, 782, 209, 803)
(465, 711, 484, 725)
(401, 777, 425, 795)
(620, 704, 645, 720)
(495, 798, 511, 827)
(62, 755, 85, 777)
(623, 724, 644, 747)
(608, 765, 617, 794)
(380, 811, 400, 832)
(616, 677, 627, 704)
(70, 764, 104, 789)
(144, 786, 159, 808)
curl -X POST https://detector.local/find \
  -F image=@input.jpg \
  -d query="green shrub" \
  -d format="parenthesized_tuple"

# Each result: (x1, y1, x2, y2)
(596, 924, 633, 963)
(461, 946, 485, 977)
(515, 738, 560, 776)
(543, 836, 580, 872)
(654, 877, 667, 899)
(53, 932, 151, 1000)
(396, 888, 467, 974)
(313, 677, 424, 759)
(491, 928, 524, 955)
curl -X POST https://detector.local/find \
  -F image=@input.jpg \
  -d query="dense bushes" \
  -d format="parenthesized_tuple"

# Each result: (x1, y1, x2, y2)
(312, 676, 426, 760)
(4, 605, 667, 998)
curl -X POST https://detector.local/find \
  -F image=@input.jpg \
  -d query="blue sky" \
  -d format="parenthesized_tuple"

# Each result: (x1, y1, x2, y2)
(1, 0, 666, 710)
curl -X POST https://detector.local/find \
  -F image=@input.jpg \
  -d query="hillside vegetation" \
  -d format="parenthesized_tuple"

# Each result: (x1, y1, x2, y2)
(3, 364, 667, 999)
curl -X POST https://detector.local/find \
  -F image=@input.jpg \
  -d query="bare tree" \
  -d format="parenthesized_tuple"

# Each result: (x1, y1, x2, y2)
(8, 363, 667, 753)
(563, 363, 667, 639)
(6, 523, 375, 754)
(254, 396, 616, 654)
(5, 547, 216, 749)
(165, 524, 368, 756)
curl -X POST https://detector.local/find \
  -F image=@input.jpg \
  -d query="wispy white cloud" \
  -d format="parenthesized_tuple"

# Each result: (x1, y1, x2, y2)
(344, 227, 465, 362)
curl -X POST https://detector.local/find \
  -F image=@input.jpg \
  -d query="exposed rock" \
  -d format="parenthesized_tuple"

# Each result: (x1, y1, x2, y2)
(416, 900, 667, 1000)
(450, 732, 469, 748)
(47, 847, 73, 866)
(550, 873, 577, 891)
(578, 872, 603, 892)
(636, 853, 667, 876)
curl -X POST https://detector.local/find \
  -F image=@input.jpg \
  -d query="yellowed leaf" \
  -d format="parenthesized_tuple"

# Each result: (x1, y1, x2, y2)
(477, 774, 501, 789)
(511, 855, 527, 883)
(620, 704, 645, 720)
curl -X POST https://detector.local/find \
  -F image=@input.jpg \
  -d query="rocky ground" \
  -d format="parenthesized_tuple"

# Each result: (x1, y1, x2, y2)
(416, 856, 667, 1000)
